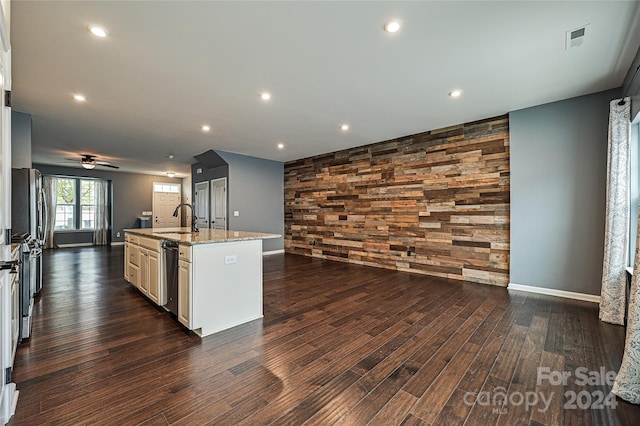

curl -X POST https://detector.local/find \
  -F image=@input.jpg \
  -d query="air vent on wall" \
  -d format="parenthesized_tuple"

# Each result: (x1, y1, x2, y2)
(566, 24, 590, 50)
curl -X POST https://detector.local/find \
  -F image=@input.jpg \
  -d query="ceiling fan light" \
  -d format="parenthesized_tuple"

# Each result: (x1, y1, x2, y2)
(82, 162, 96, 170)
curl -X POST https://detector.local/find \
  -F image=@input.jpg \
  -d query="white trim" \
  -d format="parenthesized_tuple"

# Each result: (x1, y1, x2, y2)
(626, 266, 633, 275)
(56, 242, 94, 248)
(507, 283, 600, 304)
(111, 242, 125, 246)
(263, 249, 284, 256)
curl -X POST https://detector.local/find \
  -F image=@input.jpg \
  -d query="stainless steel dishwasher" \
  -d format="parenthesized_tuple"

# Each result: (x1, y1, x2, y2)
(162, 240, 179, 316)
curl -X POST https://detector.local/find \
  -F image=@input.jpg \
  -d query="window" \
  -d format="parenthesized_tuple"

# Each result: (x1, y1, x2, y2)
(80, 180, 96, 229)
(153, 183, 180, 193)
(55, 178, 76, 230)
(52, 177, 106, 231)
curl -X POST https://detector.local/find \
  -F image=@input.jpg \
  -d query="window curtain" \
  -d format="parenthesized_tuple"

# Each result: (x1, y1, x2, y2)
(41, 176, 58, 249)
(93, 179, 110, 246)
(614, 206, 640, 402)
(600, 98, 631, 325)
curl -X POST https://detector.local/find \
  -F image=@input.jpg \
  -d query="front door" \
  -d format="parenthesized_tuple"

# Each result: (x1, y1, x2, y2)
(194, 181, 209, 229)
(210, 178, 226, 230)
(153, 191, 181, 228)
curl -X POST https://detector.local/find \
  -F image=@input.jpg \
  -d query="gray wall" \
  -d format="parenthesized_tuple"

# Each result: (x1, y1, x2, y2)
(11, 111, 32, 168)
(34, 164, 182, 245)
(509, 88, 620, 295)
(192, 151, 284, 252)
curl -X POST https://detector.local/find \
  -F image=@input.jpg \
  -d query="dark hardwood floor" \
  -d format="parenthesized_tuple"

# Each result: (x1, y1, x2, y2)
(8, 246, 640, 425)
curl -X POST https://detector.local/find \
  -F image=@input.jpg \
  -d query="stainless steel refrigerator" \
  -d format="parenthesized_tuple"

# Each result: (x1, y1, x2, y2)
(11, 168, 44, 341)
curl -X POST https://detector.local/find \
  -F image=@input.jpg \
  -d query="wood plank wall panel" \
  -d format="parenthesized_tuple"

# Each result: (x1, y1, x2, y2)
(284, 115, 510, 286)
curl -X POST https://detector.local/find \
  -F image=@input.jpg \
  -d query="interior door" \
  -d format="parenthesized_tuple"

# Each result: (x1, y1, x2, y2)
(0, 2, 16, 422)
(210, 178, 226, 230)
(194, 181, 209, 229)
(153, 192, 181, 228)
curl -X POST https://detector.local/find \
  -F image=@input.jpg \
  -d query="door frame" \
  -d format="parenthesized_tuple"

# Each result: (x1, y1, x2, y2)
(210, 177, 227, 230)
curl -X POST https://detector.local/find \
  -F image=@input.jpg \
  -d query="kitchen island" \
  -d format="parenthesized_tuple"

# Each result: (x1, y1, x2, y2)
(124, 227, 280, 337)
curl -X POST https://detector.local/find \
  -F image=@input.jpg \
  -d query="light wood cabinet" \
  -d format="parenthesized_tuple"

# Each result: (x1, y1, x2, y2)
(178, 259, 192, 328)
(139, 249, 149, 295)
(124, 243, 130, 281)
(148, 251, 161, 304)
(124, 234, 164, 305)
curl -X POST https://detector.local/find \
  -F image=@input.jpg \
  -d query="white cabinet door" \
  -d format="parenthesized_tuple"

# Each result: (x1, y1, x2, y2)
(0, 2, 16, 423)
(147, 251, 160, 304)
(178, 260, 191, 328)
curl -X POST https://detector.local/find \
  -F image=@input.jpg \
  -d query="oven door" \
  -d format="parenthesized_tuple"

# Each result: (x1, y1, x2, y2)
(20, 248, 31, 315)
(11, 269, 19, 361)
(10, 248, 20, 361)
(29, 246, 41, 296)
(19, 245, 34, 341)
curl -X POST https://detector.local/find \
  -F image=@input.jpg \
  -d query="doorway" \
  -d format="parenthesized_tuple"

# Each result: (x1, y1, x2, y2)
(210, 178, 227, 230)
(194, 181, 209, 229)
(152, 183, 181, 228)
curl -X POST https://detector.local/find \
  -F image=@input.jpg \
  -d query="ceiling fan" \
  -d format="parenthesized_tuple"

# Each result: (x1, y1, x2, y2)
(65, 154, 119, 170)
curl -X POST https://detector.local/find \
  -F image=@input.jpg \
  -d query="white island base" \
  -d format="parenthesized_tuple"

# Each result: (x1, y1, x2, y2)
(124, 228, 280, 338)
(189, 239, 263, 337)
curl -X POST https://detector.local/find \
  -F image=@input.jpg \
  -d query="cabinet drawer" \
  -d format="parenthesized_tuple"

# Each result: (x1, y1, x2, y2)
(128, 264, 139, 287)
(139, 237, 161, 252)
(128, 234, 139, 245)
(129, 245, 140, 266)
(179, 245, 191, 262)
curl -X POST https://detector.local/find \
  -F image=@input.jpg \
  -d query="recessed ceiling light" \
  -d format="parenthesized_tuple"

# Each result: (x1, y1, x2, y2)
(384, 20, 402, 33)
(260, 92, 271, 101)
(168, 154, 174, 159)
(201, 125, 211, 132)
(89, 25, 108, 38)
(340, 124, 350, 131)
(73, 94, 86, 102)
(449, 89, 463, 98)
(166, 172, 175, 178)
(277, 143, 284, 149)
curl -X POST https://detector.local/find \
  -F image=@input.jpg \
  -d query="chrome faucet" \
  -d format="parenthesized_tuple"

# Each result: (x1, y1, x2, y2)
(172, 203, 198, 232)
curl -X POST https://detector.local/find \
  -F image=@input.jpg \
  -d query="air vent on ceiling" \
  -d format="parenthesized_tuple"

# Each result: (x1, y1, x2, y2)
(565, 24, 590, 50)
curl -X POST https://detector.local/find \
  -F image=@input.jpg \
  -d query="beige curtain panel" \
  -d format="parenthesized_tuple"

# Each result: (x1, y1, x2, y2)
(600, 98, 631, 325)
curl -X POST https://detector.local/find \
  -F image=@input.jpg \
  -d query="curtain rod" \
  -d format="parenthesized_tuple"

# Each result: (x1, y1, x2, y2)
(42, 173, 111, 182)
(620, 64, 640, 105)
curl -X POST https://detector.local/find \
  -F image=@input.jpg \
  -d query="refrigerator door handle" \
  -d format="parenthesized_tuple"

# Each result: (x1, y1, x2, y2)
(0, 259, 20, 273)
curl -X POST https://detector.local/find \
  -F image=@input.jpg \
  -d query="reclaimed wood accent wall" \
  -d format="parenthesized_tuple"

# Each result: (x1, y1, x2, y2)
(284, 115, 510, 286)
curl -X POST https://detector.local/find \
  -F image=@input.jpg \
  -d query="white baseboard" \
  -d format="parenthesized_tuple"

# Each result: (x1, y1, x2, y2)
(56, 242, 94, 248)
(263, 249, 285, 256)
(508, 282, 600, 304)
(111, 242, 125, 246)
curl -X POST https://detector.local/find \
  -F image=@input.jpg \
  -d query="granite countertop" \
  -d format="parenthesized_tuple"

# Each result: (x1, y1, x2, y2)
(124, 227, 281, 246)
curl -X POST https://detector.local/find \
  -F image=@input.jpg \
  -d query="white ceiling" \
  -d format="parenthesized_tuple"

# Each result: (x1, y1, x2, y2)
(11, 1, 640, 177)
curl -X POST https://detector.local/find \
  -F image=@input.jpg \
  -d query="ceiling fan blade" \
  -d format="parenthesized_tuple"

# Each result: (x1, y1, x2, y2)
(98, 163, 119, 169)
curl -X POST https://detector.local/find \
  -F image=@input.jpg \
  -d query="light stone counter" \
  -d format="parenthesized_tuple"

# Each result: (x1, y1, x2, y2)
(124, 227, 280, 246)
